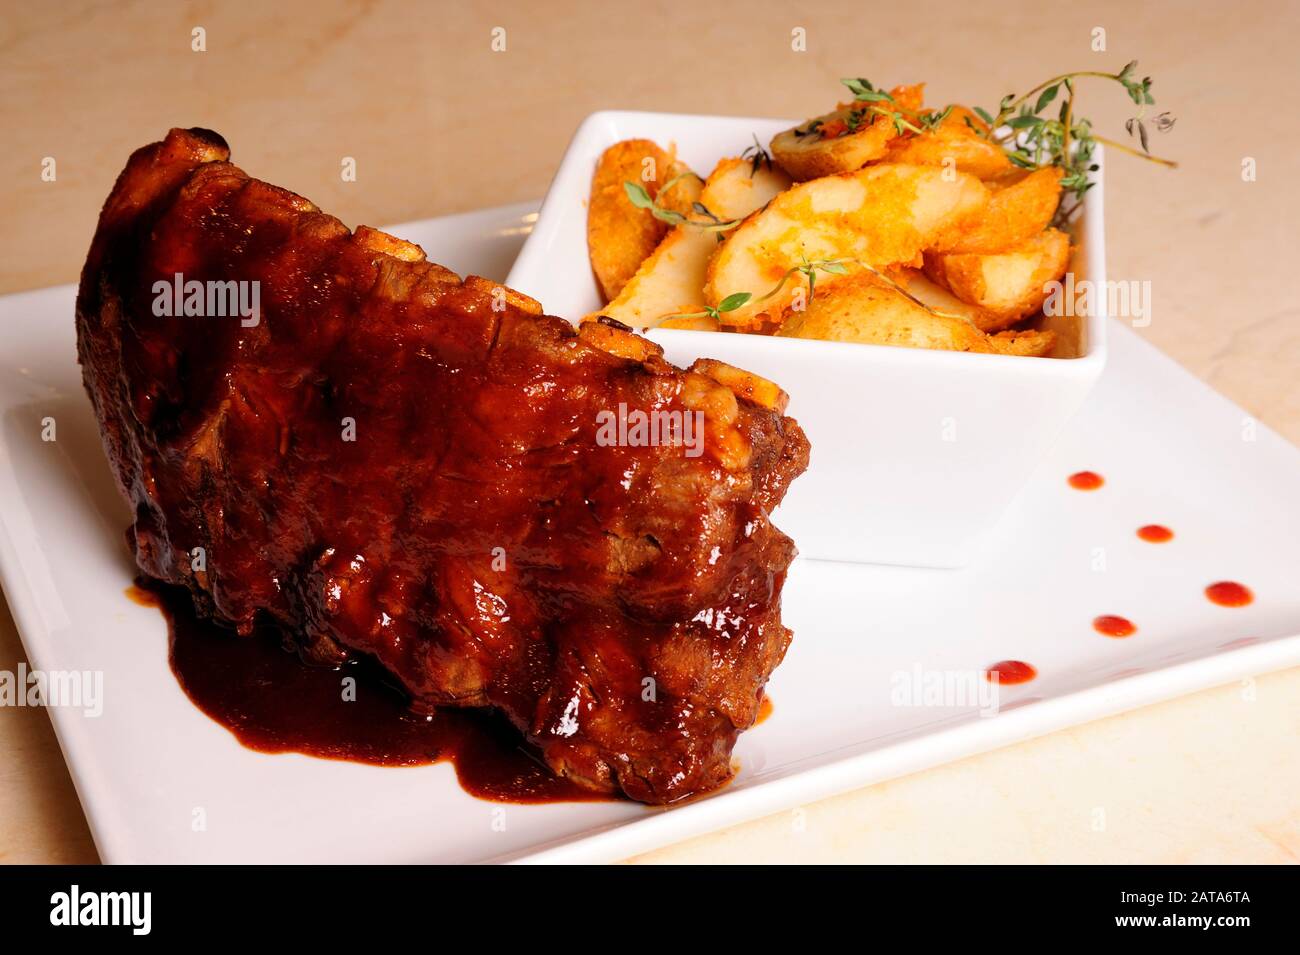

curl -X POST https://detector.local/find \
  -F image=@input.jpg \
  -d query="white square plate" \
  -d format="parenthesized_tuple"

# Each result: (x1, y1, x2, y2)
(2, 201, 1298, 863)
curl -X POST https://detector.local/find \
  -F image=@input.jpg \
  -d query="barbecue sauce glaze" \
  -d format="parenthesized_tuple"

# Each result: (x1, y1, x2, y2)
(132, 579, 613, 804)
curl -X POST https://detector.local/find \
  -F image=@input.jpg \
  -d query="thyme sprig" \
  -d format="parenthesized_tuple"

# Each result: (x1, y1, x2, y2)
(665, 256, 971, 326)
(623, 177, 741, 233)
(969, 60, 1176, 206)
(741, 134, 773, 176)
(624, 136, 774, 243)
(841, 78, 953, 136)
(664, 291, 754, 323)
(835, 64, 1175, 223)
(662, 256, 852, 324)
(757, 255, 853, 305)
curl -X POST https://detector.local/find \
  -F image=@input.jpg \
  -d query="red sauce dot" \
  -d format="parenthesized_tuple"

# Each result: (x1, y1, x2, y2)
(1137, 524, 1173, 543)
(1206, 581, 1253, 607)
(985, 660, 1037, 685)
(1093, 614, 1137, 638)
(1068, 471, 1104, 490)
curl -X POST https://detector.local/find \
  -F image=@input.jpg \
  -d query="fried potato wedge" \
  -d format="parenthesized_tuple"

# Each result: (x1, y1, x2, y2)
(988, 328, 1057, 358)
(596, 228, 715, 329)
(658, 314, 720, 331)
(706, 163, 990, 329)
(894, 267, 1007, 331)
(775, 274, 998, 352)
(657, 158, 704, 215)
(931, 166, 1063, 254)
(696, 157, 793, 222)
(774, 274, 1054, 357)
(883, 106, 1013, 180)
(924, 228, 1071, 323)
(587, 140, 697, 302)
(596, 157, 792, 328)
(770, 84, 925, 182)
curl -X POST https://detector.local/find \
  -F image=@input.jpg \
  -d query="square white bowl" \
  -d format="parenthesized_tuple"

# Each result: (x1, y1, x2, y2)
(507, 111, 1108, 567)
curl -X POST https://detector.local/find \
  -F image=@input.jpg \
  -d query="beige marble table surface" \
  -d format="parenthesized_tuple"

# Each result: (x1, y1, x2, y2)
(0, 0, 1296, 864)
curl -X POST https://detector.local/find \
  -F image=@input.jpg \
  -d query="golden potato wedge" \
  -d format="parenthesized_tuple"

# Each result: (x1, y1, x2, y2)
(924, 228, 1071, 323)
(893, 268, 1006, 331)
(587, 139, 692, 302)
(657, 158, 704, 215)
(658, 314, 720, 331)
(695, 156, 793, 221)
(930, 166, 1063, 254)
(774, 274, 999, 353)
(596, 156, 792, 328)
(883, 106, 1013, 180)
(595, 228, 715, 328)
(989, 328, 1057, 358)
(770, 84, 925, 181)
(705, 163, 990, 329)
(774, 274, 1055, 358)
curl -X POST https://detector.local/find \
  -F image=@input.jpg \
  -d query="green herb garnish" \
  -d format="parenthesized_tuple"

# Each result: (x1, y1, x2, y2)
(758, 256, 852, 305)
(667, 256, 971, 326)
(664, 257, 853, 324)
(664, 291, 754, 323)
(843, 63, 1176, 220)
(622, 177, 740, 233)
(741, 135, 773, 176)
(840, 79, 950, 137)
(974, 61, 1175, 210)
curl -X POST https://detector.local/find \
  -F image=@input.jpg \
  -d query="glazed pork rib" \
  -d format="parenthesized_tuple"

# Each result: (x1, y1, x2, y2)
(77, 128, 809, 804)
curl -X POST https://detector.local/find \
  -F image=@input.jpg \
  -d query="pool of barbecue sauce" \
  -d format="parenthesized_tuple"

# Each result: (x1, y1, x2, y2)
(128, 580, 614, 804)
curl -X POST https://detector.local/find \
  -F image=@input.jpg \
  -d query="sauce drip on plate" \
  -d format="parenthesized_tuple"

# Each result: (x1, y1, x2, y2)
(985, 660, 1037, 685)
(1067, 471, 1104, 491)
(136, 580, 614, 804)
(1205, 581, 1253, 608)
(1136, 524, 1174, 543)
(1093, 615, 1137, 638)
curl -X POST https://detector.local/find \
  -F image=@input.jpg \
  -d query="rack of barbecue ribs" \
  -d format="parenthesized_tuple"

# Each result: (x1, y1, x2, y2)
(76, 128, 809, 804)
